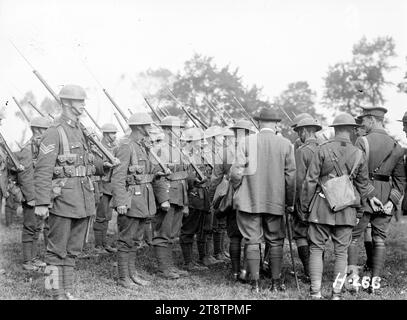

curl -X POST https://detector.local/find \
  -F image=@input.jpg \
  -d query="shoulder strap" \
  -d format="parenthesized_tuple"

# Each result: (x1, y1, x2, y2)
(327, 148, 343, 176)
(56, 126, 70, 155)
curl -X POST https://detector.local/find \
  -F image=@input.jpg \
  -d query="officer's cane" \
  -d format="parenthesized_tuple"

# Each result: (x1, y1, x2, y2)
(285, 210, 300, 292)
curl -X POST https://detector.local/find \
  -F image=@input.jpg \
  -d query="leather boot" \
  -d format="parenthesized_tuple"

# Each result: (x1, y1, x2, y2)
(167, 245, 189, 277)
(128, 251, 150, 286)
(22, 242, 38, 271)
(270, 278, 286, 292)
(117, 251, 138, 289)
(154, 246, 179, 279)
(63, 266, 76, 300)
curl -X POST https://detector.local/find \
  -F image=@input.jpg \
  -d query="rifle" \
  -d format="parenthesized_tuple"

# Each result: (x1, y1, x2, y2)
(12, 97, 30, 122)
(277, 105, 293, 123)
(0, 130, 24, 172)
(27, 101, 45, 117)
(188, 107, 208, 129)
(48, 113, 55, 120)
(10, 42, 118, 165)
(213, 98, 235, 124)
(233, 97, 259, 130)
(127, 108, 134, 115)
(103, 89, 129, 122)
(167, 88, 201, 128)
(204, 98, 228, 126)
(144, 97, 162, 122)
(84, 109, 102, 132)
(113, 112, 127, 133)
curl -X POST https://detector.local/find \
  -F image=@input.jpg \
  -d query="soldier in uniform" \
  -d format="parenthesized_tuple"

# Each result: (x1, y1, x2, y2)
(111, 112, 170, 288)
(179, 127, 216, 270)
(291, 113, 313, 150)
(301, 113, 382, 299)
(210, 119, 256, 280)
(205, 125, 231, 263)
(93, 123, 118, 255)
(347, 106, 405, 294)
(17, 116, 51, 271)
(398, 111, 407, 217)
(153, 116, 190, 278)
(34, 84, 107, 300)
(292, 117, 322, 280)
(230, 108, 296, 292)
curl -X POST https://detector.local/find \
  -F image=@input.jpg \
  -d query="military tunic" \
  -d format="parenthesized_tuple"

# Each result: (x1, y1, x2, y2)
(152, 136, 189, 247)
(111, 134, 169, 251)
(293, 137, 318, 242)
(94, 136, 117, 237)
(34, 114, 103, 266)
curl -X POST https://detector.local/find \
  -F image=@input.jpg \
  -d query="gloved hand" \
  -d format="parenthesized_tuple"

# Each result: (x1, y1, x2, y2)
(117, 205, 127, 215)
(35, 205, 49, 218)
(160, 200, 170, 211)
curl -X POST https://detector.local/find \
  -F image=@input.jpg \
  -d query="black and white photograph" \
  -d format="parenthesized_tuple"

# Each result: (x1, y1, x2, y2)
(0, 0, 406, 306)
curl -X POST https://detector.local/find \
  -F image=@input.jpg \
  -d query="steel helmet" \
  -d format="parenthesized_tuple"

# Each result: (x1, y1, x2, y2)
(58, 84, 87, 101)
(222, 127, 235, 137)
(229, 119, 256, 133)
(30, 116, 51, 129)
(329, 113, 360, 127)
(295, 117, 322, 132)
(159, 116, 185, 128)
(291, 113, 312, 128)
(180, 127, 205, 141)
(204, 126, 224, 139)
(101, 123, 118, 133)
(127, 112, 154, 126)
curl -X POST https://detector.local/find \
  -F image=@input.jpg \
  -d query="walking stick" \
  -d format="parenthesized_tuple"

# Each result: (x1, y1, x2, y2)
(285, 210, 300, 292)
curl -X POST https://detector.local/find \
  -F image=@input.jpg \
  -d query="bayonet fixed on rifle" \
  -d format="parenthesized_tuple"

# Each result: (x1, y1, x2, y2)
(84, 109, 102, 132)
(10, 42, 118, 165)
(113, 112, 126, 133)
(12, 97, 30, 122)
(127, 108, 134, 115)
(144, 97, 162, 122)
(103, 89, 129, 122)
(167, 88, 201, 128)
(27, 101, 45, 117)
(277, 105, 293, 123)
(204, 98, 228, 126)
(233, 96, 259, 130)
(0, 130, 24, 172)
(213, 98, 235, 124)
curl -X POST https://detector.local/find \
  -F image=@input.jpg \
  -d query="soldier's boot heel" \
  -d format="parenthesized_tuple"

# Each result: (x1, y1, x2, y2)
(128, 251, 150, 286)
(270, 279, 286, 293)
(250, 280, 260, 293)
(117, 251, 138, 289)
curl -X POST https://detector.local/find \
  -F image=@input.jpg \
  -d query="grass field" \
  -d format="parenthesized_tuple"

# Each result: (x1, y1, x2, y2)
(1, 213, 406, 300)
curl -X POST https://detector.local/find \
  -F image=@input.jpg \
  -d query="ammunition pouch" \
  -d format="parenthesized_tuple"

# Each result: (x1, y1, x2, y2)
(53, 165, 96, 179)
(126, 174, 154, 185)
(167, 171, 188, 181)
(50, 178, 68, 202)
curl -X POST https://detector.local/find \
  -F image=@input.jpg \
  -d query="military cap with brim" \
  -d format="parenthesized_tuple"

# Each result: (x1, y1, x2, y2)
(291, 113, 312, 128)
(229, 119, 256, 132)
(397, 111, 407, 123)
(295, 117, 322, 132)
(253, 107, 282, 122)
(358, 106, 388, 118)
(329, 113, 361, 127)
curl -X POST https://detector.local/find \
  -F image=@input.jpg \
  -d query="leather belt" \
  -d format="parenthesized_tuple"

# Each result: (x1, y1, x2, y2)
(127, 174, 154, 185)
(370, 173, 390, 182)
(167, 171, 188, 181)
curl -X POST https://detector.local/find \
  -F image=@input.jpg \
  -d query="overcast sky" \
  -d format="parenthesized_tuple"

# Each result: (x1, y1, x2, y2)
(1, 0, 407, 148)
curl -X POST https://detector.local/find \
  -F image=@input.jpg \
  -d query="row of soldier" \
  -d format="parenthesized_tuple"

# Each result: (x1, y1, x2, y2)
(0, 83, 405, 300)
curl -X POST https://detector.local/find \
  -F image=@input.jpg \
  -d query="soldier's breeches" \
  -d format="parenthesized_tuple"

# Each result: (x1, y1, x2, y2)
(152, 206, 183, 247)
(236, 211, 263, 245)
(22, 203, 42, 243)
(180, 208, 205, 245)
(117, 215, 146, 252)
(170, 205, 184, 241)
(93, 194, 113, 232)
(351, 212, 392, 242)
(292, 215, 309, 247)
(309, 223, 352, 293)
(45, 214, 89, 267)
